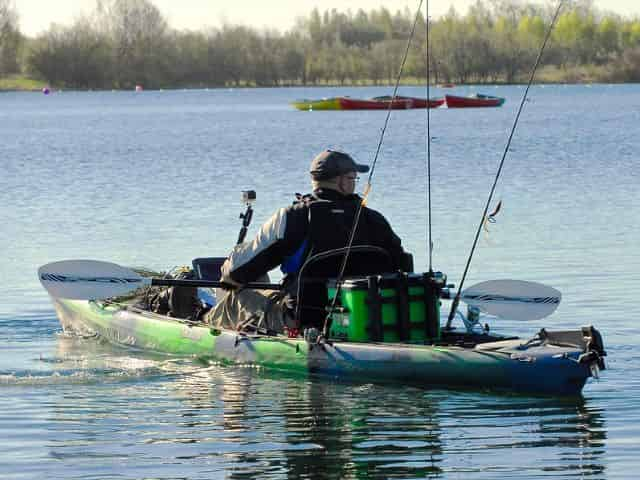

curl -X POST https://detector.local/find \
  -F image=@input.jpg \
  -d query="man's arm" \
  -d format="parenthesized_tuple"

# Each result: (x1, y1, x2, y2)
(222, 206, 309, 284)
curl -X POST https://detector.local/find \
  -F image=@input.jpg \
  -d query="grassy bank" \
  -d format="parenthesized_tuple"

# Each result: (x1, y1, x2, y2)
(0, 66, 626, 92)
(0, 75, 47, 91)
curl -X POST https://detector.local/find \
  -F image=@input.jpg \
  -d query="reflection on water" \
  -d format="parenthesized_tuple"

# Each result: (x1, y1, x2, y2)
(0, 291, 611, 479)
(4, 341, 606, 480)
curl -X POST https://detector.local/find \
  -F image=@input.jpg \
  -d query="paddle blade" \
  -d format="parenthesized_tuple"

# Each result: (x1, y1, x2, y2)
(461, 279, 561, 321)
(38, 260, 151, 300)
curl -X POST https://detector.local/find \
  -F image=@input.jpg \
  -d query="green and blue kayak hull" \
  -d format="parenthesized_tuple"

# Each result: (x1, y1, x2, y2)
(52, 298, 603, 396)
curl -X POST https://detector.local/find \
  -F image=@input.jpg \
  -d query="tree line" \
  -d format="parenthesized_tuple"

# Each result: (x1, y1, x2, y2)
(1, 0, 640, 89)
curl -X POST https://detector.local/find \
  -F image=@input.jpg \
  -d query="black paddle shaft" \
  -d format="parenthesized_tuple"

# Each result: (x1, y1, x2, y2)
(150, 278, 280, 290)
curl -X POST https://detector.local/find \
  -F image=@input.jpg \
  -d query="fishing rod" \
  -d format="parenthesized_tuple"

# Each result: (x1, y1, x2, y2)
(425, 0, 433, 273)
(321, 0, 426, 339)
(445, 0, 566, 330)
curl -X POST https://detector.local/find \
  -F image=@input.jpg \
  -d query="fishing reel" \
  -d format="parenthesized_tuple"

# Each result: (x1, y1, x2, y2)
(457, 305, 490, 334)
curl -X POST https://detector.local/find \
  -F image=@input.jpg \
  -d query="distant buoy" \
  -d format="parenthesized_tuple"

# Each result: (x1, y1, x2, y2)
(135, 85, 143, 92)
(42, 87, 50, 95)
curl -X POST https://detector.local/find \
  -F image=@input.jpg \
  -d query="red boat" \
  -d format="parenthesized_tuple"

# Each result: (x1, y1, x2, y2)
(339, 96, 444, 110)
(445, 94, 505, 108)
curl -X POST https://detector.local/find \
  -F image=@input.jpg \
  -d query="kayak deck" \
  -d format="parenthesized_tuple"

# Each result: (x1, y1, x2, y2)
(51, 298, 605, 396)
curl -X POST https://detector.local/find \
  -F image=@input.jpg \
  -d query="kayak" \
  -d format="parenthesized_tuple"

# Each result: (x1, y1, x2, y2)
(445, 93, 505, 108)
(290, 97, 342, 111)
(339, 96, 444, 110)
(49, 295, 606, 396)
(291, 96, 445, 111)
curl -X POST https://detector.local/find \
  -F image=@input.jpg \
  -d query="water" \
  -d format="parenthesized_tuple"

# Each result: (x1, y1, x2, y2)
(1, 84, 638, 478)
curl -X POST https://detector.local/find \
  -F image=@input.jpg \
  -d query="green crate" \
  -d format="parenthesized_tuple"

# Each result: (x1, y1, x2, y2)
(327, 273, 444, 343)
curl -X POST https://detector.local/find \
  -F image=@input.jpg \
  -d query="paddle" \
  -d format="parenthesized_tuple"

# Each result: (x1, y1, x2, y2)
(459, 279, 561, 321)
(39, 260, 560, 321)
(38, 260, 281, 300)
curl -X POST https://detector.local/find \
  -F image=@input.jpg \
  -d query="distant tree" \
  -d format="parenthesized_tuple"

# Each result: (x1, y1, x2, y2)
(369, 39, 406, 84)
(494, 6, 524, 83)
(609, 46, 640, 82)
(552, 9, 598, 66)
(204, 29, 227, 85)
(621, 20, 640, 49)
(279, 32, 305, 84)
(391, 7, 414, 40)
(0, 0, 21, 75)
(403, 43, 426, 81)
(250, 30, 281, 86)
(365, 43, 385, 85)
(311, 45, 333, 84)
(96, 0, 170, 89)
(464, 1, 498, 82)
(169, 31, 209, 87)
(306, 8, 323, 44)
(13, 0, 640, 89)
(517, 14, 545, 48)
(430, 18, 450, 83)
(343, 9, 385, 47)
(27, 17, 112, 88)
(213, 25, 254, 86)
(597, 17, 620, 60)
(371, 7, 394, 40)
(435, 7, 476, 83)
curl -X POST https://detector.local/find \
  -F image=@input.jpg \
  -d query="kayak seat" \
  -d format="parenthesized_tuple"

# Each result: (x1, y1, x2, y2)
(294, 245, 395, 329)
(192, 257, 226, 281)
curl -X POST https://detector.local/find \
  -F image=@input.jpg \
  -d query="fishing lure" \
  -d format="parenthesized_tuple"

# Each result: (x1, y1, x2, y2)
(483, 200, 503, 232)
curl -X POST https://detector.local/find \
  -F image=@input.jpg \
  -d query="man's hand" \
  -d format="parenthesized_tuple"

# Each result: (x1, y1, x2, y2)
(220, 259, 242, 289)
(284, 296, 297, 310)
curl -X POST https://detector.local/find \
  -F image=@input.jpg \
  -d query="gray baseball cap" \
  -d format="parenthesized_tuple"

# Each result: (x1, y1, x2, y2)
(309, 149, 369, 180)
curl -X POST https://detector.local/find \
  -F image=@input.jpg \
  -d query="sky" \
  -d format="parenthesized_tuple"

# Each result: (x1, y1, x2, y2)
(15, 0, 640, 37)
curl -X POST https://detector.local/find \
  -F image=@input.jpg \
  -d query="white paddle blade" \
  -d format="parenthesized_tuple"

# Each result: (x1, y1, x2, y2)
(461, 279, 561, 321)
(38, 260, 151, 300)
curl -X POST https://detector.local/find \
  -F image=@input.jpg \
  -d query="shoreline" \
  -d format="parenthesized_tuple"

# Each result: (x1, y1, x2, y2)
(1, 80, 636, 93)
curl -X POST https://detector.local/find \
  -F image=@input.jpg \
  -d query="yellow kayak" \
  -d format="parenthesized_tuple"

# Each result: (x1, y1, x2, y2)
(291, 97, 342, 111)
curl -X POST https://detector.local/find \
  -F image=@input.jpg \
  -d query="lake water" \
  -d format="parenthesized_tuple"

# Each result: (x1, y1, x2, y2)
(1, 84, 639, 479)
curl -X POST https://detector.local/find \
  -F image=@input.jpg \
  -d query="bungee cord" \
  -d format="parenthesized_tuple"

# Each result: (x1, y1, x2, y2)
(321, 0, 426, 339)
(445, 0, 567, 330)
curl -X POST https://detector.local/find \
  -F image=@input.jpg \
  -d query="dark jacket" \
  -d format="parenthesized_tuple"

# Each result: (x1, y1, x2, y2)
(221, 188, 406, 285)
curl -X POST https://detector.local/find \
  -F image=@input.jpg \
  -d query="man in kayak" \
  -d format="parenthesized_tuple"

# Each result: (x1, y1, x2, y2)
(206, 149, 407, 334)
